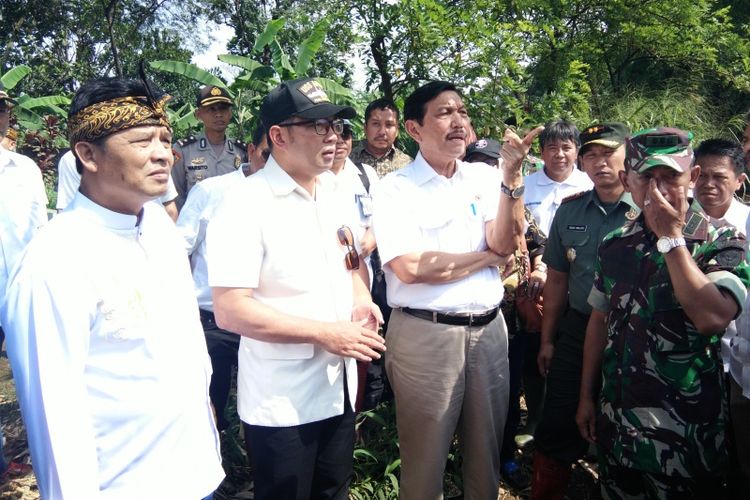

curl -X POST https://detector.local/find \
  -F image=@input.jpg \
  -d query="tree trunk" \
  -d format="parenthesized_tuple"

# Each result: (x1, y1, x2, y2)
(370, 34, 392, 101)
(103, 0, 123, 76)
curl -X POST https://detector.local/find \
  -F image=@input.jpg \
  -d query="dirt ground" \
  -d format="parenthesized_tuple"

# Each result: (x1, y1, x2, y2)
(0, 357, 598, 499)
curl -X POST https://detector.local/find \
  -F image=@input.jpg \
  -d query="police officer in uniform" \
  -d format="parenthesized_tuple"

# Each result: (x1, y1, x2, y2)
(530, 123, 638, 498)
(172, 85, 247, 208)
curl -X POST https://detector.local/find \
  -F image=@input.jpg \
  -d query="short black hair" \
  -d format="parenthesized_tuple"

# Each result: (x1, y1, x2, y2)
(539, 119, 580, 150)
(404, 81, 459, 125)
(694, 138, 745, 175)
(251, 124, 266, 147)
(70, 77, 165, 174)
(365, 98, 399, 122)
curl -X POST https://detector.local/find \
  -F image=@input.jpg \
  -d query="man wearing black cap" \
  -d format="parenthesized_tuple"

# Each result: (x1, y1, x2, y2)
(1, 76, 223, 498)
(529, 122, 637, 497)
(208, 77, 385, 500)
(172, 85, 247, 208)
(465, 138, 502, 167)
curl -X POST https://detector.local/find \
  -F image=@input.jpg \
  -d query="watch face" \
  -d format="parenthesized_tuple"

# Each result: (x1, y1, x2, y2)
(513, 185, 525, 198)
(657, 237, 672, 253)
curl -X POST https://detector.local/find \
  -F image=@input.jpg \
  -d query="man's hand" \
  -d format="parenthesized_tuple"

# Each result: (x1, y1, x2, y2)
(501, 126, 545, 177)
(576, 397, 597, 444)
(360, 228, 377, 258)
(527, 268, 546, 300)
(642, 178, 687, 238)
(537, 341, 554, 377)
(317, 319, 386, 362)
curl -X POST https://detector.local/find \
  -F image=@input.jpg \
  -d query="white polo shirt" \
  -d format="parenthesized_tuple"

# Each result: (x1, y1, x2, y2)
(523, 167, 593, 235)
(176, 168, 246, 311)
(0, 147, 47, 310)
(371, 152, 503, 313)
(207, 156, 360, 427)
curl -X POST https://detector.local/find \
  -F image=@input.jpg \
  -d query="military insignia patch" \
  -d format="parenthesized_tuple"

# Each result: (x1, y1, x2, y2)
(716, 249, 744, 268)
(625, 208, 638, 220)
(235, 156, 241, 168)
(210, 87, 222, 96)
(297, 80, 330, 104)
(566, 247, 577, 262)
(191, 157, 205, 165)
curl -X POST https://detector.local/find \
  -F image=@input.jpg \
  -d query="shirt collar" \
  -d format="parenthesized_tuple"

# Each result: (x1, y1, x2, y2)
(68, 191, 141, 230)
(262, 154, 330, 200)
(535, 167, 582, 186)
(405, 152, 469, 186)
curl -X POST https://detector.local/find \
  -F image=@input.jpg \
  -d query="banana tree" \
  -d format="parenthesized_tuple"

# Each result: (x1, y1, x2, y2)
(1, 65, 71, 132)
(150, 16, 358, 141)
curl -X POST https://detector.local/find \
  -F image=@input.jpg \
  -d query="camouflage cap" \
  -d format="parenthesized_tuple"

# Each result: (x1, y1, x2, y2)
(625, 127, 694, 174)
(580, 122, 629, 152)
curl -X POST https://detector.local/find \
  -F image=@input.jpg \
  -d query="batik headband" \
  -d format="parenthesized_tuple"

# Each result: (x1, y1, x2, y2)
(68, 94, 171, 145)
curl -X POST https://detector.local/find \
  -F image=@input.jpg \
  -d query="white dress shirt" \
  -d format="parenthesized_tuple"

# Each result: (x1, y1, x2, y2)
(1, 194, 223, 499)
(176, 168, 246, 311)
(716, 198, 750, 396)
(372, 152, 503, 312)
(331, 159, 379, 283)
(56, 150, 178, 211)
(207, 156, 360, 427)
(523, 167, 593, 235)
(0, 147, 47, 313)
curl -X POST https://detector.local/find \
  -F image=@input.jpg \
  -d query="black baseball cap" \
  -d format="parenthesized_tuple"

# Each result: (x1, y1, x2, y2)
(466, 138, 502, 159)
(197, 85, 233, 107)
(261, 77, 355, 129)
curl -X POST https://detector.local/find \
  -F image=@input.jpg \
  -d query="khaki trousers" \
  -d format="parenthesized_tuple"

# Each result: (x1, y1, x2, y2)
(385, 309, 510, 500)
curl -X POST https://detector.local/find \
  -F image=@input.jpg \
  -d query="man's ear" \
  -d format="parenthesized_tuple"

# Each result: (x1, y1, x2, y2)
(404, 119, 422, 143)
(619, 169, 631, 192)
(688, 165, 701, 189)
(268, 125, 287, 150)
(73, 141, 100, 174)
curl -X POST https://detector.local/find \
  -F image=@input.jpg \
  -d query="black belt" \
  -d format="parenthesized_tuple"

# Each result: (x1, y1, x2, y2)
(401, 307, 499, 327)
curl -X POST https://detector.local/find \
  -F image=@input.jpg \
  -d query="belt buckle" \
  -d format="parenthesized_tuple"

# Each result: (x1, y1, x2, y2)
(468, 313, 475, 327)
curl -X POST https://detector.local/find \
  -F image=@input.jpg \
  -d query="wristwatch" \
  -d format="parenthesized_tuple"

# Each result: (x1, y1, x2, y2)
(656, 236, 686, 254)
(501, 183, 525, 199)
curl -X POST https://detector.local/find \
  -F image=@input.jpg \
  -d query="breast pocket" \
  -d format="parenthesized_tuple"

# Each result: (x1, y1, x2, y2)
(560, 230, 590, 265)
(418, 210, 459, 252)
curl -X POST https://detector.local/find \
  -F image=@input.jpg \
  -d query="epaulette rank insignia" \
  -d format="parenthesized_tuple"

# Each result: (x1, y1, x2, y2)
(177, 135, 197, 147)
(561, 190, 587, 204)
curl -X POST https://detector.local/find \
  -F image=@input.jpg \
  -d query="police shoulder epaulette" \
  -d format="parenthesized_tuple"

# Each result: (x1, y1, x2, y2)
(233, 139, 247, 149)
(561, 190, 589, 204)
(177, 135, 197, 147)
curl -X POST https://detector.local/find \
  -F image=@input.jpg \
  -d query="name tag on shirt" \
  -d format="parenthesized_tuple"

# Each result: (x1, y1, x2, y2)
(358, 195, 373, 217)
(567, 224, 587, 231)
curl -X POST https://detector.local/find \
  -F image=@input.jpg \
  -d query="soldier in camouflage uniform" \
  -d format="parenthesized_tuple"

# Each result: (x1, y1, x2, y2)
(576, 127, 750, 499)
(172, 85, 247, 208)
(349, 97, 412, 177)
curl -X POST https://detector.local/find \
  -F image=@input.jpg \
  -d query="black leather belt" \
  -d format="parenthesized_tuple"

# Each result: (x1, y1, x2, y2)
(199, 308, 217, 329)
(401, 307, 499, 327)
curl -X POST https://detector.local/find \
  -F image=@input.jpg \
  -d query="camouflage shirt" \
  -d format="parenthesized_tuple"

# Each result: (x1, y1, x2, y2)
(349, 141, 412, 178)
(588, 200, 750, 478)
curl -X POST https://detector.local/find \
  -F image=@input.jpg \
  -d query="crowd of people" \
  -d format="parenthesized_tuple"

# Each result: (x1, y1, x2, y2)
(0, 69, 749, 500)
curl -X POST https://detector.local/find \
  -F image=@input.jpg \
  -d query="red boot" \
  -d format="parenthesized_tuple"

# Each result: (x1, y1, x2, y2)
(530, 450, 572, 500)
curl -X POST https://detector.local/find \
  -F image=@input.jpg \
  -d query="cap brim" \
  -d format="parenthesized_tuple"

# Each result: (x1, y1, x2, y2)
(199, 97, 233, 107)
(467, 149, 501, 159)
(583, 139, 623, 149)
(296, 103, 356, 120)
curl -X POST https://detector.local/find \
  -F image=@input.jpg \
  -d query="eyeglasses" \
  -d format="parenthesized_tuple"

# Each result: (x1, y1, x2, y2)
(278, 118, 345, 136)
(341, 125, 353, 140)
(337, 225, 360, 270)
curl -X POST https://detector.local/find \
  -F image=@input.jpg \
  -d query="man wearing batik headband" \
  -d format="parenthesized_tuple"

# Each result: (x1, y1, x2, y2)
(576, 127, 750, 498)
(1, 76, 224, 499)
